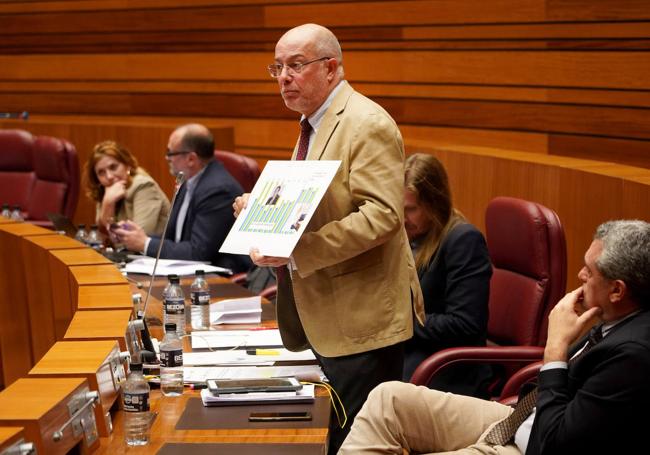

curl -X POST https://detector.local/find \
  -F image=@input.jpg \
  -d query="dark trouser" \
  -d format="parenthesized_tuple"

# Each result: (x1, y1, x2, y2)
(314, 341, 405, 455)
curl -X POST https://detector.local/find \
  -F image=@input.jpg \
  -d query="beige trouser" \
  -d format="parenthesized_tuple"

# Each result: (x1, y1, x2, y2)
(338, 381, 522, 455)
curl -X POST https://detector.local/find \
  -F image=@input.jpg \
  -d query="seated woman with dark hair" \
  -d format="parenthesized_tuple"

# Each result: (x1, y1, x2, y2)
(83, 140, 170, 238)
(403, 153, 493, 397)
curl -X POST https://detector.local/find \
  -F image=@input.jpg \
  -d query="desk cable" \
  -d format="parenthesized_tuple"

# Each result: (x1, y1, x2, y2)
(301, 381, 347, 429)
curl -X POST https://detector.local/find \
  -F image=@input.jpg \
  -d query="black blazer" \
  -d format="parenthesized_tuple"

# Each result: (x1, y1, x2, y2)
(146, 159, 251, 274)
(403, 223, 492, 397)
(527, 309, 650, 455)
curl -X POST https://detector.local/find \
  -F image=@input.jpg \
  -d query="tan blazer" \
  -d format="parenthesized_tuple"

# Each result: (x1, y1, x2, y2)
(277, 81, 424, 357)
(96, 170, 170, 236)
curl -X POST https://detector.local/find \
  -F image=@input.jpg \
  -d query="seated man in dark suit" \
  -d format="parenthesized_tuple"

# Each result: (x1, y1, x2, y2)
(115, 123, 251, 273)
(340, 219, 650, 455)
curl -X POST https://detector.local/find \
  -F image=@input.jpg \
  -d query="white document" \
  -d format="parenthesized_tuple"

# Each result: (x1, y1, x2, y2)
(183, 348, 316, 366)
(219, 160, 341, 257)
(210, 296, 262, 325)
(123, 257, 231, 276)
(190, 329, 284, 349)
(183, 365, 326, 383)
(201, 384, 315, 406)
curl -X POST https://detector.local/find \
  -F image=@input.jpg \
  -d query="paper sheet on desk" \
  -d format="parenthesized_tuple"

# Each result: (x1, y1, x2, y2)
(210, 296, 262, 325)
(123, 257, 231, 276)
(190, 329, 283, 349)
(184, 348, 316, 366)
(184, 365, 326, 383)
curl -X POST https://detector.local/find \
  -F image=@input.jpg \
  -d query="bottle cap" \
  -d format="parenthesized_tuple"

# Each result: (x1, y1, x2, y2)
(195, 269, 205, 276)
(165, 322, 177, 332)
(78, 223, 86, 229)
(130, 363, 143, 372)
(170, 276, 180, 284)
(90, 224, 98, 229)
(13, 204, 20, 210)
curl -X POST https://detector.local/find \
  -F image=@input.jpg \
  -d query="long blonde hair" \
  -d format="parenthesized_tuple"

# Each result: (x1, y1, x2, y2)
(405, 153, 465, 270)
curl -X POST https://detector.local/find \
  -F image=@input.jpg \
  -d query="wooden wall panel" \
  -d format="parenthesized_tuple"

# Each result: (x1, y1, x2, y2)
(0, 0, 649, 263)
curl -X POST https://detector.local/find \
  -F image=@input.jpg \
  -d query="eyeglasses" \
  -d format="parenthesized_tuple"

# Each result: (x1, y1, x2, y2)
(267, 57, 331, 78)
(165, 149, 191, 158)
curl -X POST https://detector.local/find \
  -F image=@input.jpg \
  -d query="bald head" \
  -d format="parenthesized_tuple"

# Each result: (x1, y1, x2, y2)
(173, 123, 214, 160)
(278, 24, 344, 76)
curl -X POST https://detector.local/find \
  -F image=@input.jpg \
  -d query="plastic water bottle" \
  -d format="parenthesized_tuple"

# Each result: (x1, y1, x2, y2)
(160, 323, 184, 396)
(10, 205, 23, 221)
(191, 270, 211, 330)
(87, 224, 102, 249)
(1, 203, 10, 218)
(74, 224, 88, 243)
(123, 362, 151, 446)
(163, 275, 185, 336)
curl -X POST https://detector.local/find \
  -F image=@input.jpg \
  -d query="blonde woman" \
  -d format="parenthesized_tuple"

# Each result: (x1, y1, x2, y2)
(83, 140, 170, 237)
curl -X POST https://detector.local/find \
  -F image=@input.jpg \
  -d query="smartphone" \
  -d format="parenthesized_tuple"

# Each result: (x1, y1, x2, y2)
(249, 411, 312, 422)
(207, 377, 302, 395)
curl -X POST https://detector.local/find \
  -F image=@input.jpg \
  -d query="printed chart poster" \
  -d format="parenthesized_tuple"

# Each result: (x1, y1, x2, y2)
(219, 160, 341, 257)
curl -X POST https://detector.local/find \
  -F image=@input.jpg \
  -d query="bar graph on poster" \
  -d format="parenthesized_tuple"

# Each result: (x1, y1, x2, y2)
(219, 160, 340, 257)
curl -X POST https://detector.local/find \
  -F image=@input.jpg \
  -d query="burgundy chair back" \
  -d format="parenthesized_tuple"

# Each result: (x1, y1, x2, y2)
(0, 129, 36, 211)
(214, 150, 261, 193)
(0, 129, 79, 225)
(485, 196, 567, 347)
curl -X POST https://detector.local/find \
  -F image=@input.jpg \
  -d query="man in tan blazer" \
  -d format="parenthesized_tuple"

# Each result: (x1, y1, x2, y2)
(233, 23, 423, 454)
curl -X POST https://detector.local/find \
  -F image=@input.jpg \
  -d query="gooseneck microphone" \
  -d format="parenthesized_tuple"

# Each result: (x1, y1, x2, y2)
(0, 111, 29, 120)
(141, 171, 186, 318)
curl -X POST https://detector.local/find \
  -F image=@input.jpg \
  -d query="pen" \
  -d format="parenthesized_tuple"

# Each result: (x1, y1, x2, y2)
(246, 348, 281, 355)
(189, 383, 208, 390)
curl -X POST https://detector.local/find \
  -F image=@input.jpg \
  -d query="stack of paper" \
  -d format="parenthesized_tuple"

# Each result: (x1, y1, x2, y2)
(183, 365, 325, 384)
(124, 257, 231, 276)
(210, 296, 262, 324)
(191, 329, 283, 349)
(200, 384, 315, 406)
(183, 348, 316, 366)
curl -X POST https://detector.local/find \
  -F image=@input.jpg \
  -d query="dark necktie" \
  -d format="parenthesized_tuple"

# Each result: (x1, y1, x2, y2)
(295, 118, 312, 161)
(276, 119, 313, 282)
(484, 324, 604, 446)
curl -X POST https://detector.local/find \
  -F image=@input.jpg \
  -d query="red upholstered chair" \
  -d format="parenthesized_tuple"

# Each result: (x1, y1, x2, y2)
(0, 129, 79, 226)
(410, 197, 567, 397)
(214, 150, 261, 193)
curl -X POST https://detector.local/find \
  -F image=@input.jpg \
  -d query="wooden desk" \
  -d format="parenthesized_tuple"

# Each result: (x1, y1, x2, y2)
(21, 234, 87, 363)
(48, 249, 115, 333)
(0, 223, 52, 385)
(0, 225, 329, 453)
(0, 427, 28, 452)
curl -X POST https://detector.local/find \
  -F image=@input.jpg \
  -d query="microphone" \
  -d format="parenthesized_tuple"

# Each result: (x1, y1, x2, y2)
(0, 111, 29, 120)
(141, 171, 186, 318)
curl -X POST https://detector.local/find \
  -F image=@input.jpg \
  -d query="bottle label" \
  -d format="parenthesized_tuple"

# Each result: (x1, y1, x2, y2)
(191, 291, 210, 306)
(160, 349, 183, 367)
(164, 297, 185, 315)
(123, 392, 150, 412)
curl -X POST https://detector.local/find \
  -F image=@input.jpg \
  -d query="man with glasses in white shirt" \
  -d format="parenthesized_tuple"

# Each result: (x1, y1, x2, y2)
(232, 24, 424, 454)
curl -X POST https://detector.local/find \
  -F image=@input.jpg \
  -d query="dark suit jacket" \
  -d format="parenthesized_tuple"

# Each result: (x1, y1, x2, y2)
(403, 223, 492, 397)
(527, 309, 650, 455)
(146, 160, 251, 274)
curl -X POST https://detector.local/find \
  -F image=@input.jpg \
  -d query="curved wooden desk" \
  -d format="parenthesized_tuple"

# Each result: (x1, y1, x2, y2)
(0, 222, 329, 453)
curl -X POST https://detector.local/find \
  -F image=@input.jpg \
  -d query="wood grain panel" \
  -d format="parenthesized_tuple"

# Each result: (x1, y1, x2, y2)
(0, 0, 317, 14)
(0, 5, 265, 34)
(265, 1, 545, 27)
(4, 80, 650, 109)
(549, 135, 650, 169)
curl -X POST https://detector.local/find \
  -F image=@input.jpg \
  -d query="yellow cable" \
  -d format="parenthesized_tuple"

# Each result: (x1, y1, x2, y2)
(302, 381, 347, 429)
